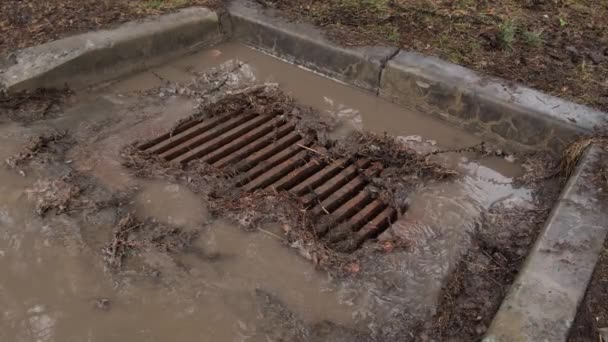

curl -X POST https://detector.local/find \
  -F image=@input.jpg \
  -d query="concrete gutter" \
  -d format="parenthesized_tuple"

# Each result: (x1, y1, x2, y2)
(0, 8, 222, 91)
(224, 0, 607, 154)
(224, 1, 399, 93)
(485, 145, 608, 342)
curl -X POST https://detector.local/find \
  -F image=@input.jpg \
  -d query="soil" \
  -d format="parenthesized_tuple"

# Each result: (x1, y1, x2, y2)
(0, 0, 222, 56)
(266, 0, 608, 113)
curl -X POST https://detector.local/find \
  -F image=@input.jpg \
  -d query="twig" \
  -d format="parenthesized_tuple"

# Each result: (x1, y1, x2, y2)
(297, 144, 337, 163)
(257, 227, 284, 241)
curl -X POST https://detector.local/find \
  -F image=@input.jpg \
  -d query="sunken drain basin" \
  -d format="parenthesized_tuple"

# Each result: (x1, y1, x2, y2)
(1, 38, 599, 342)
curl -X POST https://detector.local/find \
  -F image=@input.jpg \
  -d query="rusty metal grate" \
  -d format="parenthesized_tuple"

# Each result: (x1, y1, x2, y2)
(139, 111, 400, 252)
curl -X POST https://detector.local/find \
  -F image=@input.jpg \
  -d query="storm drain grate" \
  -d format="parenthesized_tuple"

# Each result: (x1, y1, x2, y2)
(139, 111, 400, 251)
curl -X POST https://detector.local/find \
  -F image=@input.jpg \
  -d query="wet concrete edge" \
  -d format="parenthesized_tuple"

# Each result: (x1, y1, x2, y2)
(0, 8, 223, 92)
(380, 52, 606, 154)
(484, 145, 608, 342)
(225, 0, 399, 93)
(225, 0, 607, 155)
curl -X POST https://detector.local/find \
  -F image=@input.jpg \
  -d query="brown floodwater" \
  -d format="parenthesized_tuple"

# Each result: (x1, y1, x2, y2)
(0, 42, 536, 341)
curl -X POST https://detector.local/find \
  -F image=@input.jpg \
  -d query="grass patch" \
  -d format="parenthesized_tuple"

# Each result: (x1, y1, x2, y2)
(144, 0, 190, 10)
(523, 29, 544, 47)
(497, 19, 517, 50)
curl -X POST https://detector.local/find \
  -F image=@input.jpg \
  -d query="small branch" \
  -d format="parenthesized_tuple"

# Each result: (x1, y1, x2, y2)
(257, 227, 284, 241)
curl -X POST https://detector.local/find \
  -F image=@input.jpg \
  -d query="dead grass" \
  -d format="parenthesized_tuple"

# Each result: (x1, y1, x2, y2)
(559, 134, 608, 178)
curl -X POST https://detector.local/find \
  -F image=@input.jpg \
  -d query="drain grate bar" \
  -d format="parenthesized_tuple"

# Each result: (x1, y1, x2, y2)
(269, 158, 326, 192)
(353, 206, 398, 246)
(147, 114, 236, 155)
(347, 199, 388, 232)
(243, 146, 319, 192)
(236, 138, 312, 185)
(213, 123, 296, 169)
(289, 158, 350, 197)
(234, 133, 305, 173)
(328, 190, 373, 225)
(301, 159, 370, 207)
(315, 189, 373, 238)
(312, 164, 381, 216)
(138, 117, 205, 151)
(160, 113, 258, 161)
(172, 114, 274, 164)
(202, 118, 286, 164)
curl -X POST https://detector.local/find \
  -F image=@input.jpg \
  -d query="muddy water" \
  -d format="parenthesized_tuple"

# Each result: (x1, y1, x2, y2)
(0, 172, 356, 341)
(0, 42, 538, 341)
(154, 43, 483, 149)
(123, 42, 519, 177)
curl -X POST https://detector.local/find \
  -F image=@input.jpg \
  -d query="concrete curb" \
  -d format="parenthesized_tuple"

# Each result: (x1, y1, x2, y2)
(484, 145, 608, 342)
(225, 0, 607, 154)
(0, 8, 222, 91)
(380, 52, 606, 154)
(225, 1, 399, 93)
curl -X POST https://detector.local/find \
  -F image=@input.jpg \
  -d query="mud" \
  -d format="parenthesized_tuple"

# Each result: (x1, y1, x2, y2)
(0, 43, 560, 341)
(0, 88, 73, 124)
